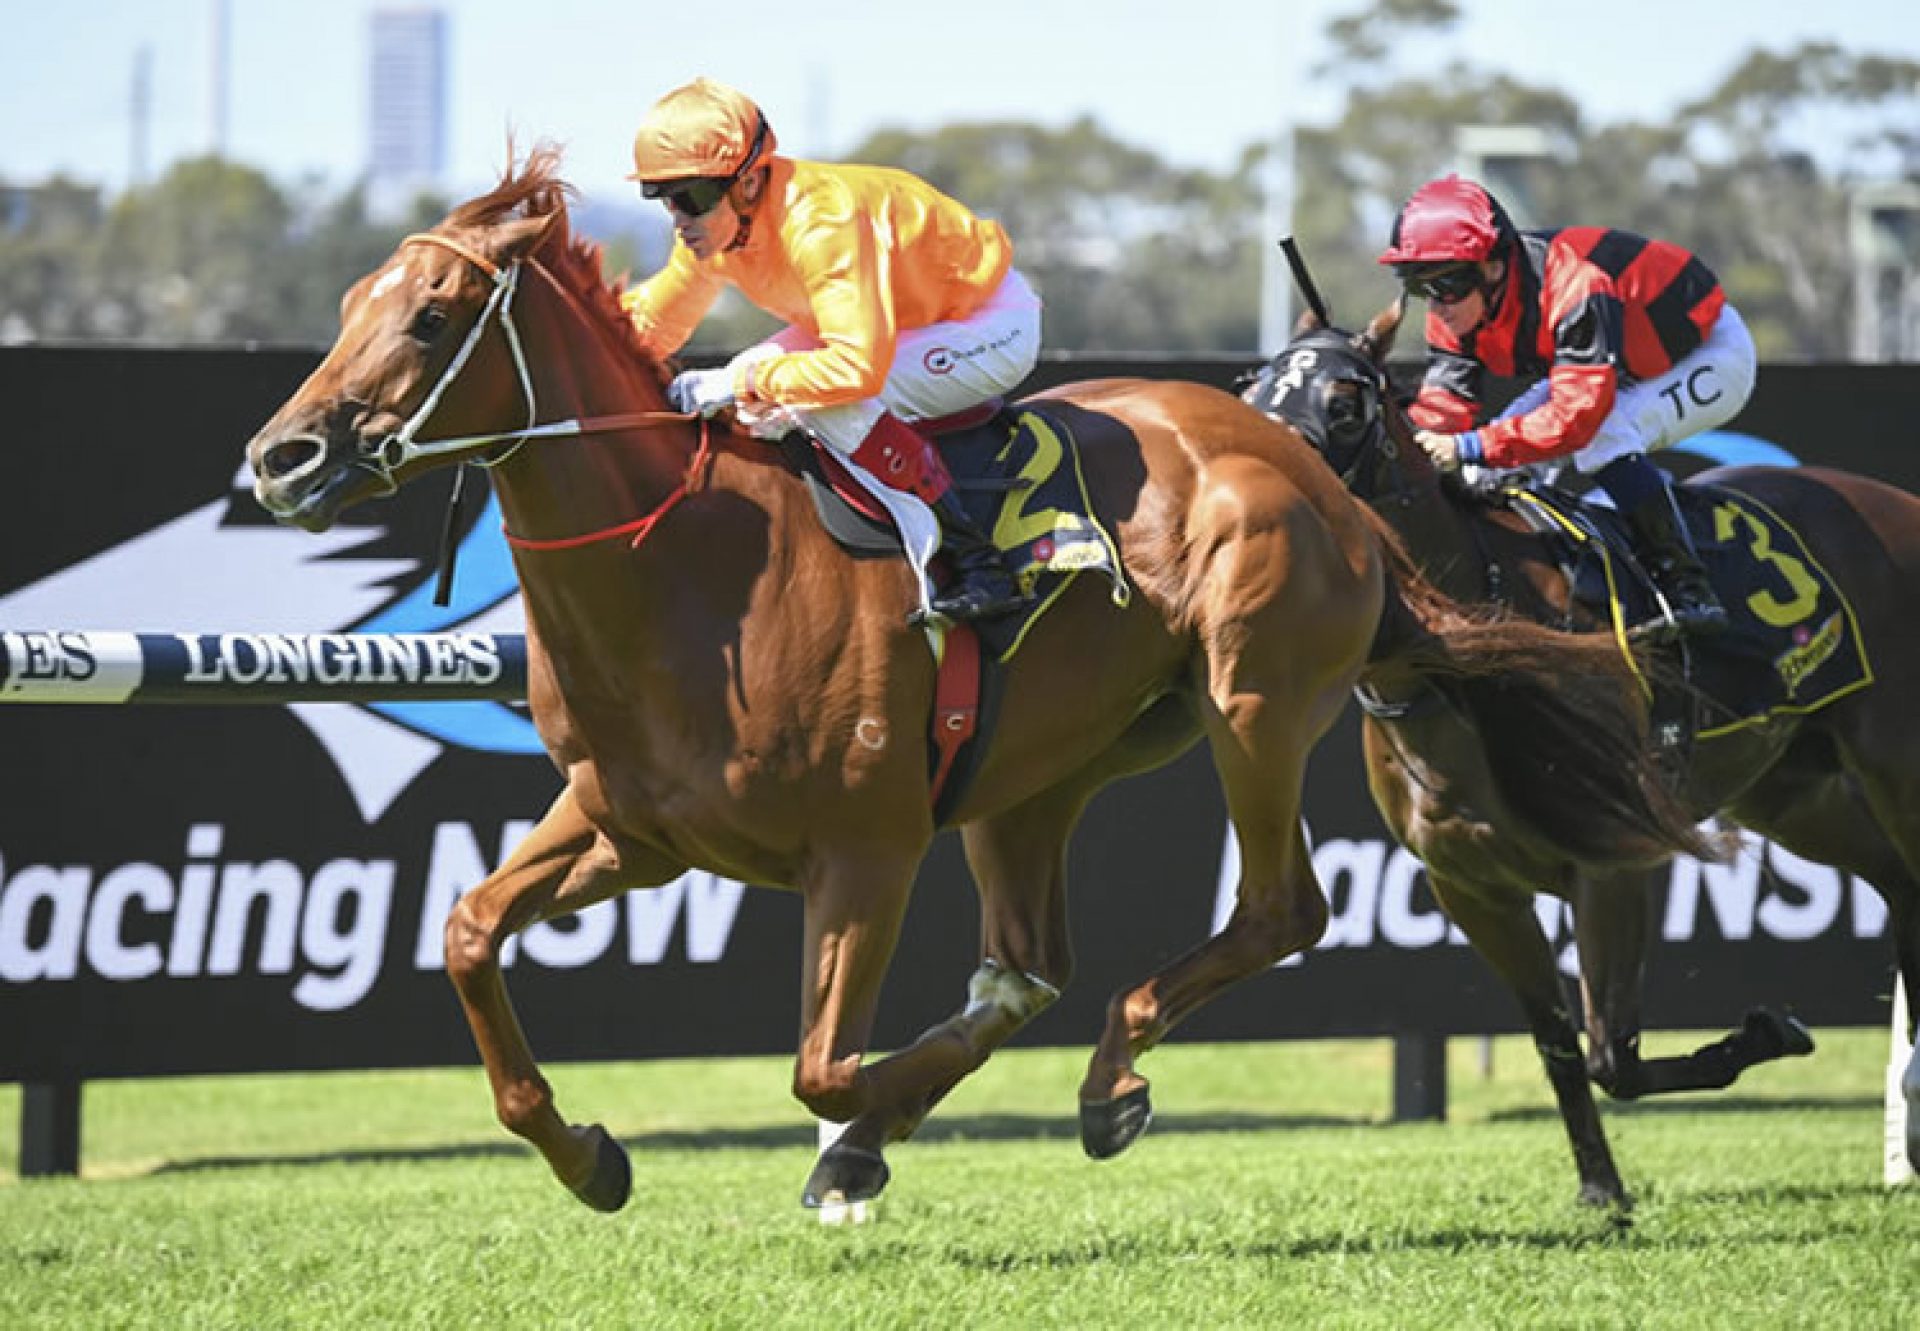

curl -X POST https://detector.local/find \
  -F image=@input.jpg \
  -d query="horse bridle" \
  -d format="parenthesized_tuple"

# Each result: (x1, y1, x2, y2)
(1250, 331, 1402, 501)
(354, 231, 680, 494)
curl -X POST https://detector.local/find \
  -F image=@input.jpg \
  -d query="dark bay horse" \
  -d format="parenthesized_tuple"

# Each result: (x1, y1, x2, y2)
(1246, 301, 1920, 1208)
(245, 148, 1689, 1214)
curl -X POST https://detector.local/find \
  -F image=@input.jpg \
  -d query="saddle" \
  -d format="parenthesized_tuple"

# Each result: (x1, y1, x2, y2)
(1496, 478, 1872, 745)
(777, 402, 1131, 822)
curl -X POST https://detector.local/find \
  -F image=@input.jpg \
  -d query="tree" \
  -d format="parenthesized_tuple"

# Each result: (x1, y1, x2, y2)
(3, 19, 1914, 359)
(1287, 1, 1920, 360)
(850, 118, 1263, 352)
(0, 176, 109, 341)
(92, 157, 299, 343)
(282, 181, 442, 344)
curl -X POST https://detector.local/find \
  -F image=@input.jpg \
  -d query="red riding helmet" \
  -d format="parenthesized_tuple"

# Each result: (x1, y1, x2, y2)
(1378, 175, 1517, 268)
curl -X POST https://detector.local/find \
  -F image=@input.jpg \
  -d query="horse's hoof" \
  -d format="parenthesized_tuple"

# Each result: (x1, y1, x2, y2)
(802, 1142, 890, 1208)
(1080, 1084, 1153, 1160)
(567, 1124, 632, 1214)
(1577, 1178, 1633, 1210)
(1745, 1008, 1815, 1058)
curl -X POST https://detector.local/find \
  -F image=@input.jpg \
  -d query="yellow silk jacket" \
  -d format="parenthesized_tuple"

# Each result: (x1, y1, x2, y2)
(621, 157, 1013, 411)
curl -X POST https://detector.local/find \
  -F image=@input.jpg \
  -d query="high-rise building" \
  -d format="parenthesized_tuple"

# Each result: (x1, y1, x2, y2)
(368, 7, 448, 209)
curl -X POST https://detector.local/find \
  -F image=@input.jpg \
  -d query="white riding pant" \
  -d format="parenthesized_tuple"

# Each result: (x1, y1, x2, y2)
(1497, 303, 1757, 474)
(726, 270, 1043, 454)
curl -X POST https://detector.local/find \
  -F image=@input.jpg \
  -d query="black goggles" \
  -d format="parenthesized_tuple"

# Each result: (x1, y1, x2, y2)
(1397, 263, 1484, 304)
(640, 117, 771, 218)
(645, 175, 734, 218)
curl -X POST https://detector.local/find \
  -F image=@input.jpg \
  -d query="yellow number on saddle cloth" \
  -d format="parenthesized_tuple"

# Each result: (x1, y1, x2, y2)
(974, 411, 1130, 662)
(1695, 493, 1873, 734)
(1711, 499, 1820, 628)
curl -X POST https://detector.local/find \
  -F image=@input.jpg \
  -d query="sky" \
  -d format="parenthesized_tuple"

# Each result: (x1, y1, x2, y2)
(4, 0, 1918, 202)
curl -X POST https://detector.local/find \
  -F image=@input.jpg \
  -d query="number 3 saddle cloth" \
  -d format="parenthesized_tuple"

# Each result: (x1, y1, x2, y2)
(1505, 480, 1872, 742)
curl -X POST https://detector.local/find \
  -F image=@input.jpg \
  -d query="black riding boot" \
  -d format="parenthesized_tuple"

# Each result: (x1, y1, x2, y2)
(1624, 482, 1729, 635)
(927, 491, 1029, 623)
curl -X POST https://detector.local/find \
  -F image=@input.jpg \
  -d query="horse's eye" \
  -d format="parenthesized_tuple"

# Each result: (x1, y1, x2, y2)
(410, 304, 449, 342)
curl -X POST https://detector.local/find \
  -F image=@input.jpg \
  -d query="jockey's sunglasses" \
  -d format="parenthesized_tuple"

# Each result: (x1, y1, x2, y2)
(647, 176, 734, 218)
(1397, 263, 1484, 304)
(641, 117, 770, 219)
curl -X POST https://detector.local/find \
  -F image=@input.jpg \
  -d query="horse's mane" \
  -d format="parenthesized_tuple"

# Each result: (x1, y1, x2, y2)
(448, 143, 669, 387)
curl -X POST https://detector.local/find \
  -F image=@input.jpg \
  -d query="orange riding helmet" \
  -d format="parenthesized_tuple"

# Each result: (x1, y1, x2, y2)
(627, 77, 777, 187)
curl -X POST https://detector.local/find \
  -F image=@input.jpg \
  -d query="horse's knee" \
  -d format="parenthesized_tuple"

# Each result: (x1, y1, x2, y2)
(793, 1057, 866, 1123)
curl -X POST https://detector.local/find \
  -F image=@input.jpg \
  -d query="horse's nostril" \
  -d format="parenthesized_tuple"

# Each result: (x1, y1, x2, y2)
(262, 437, 322, 480)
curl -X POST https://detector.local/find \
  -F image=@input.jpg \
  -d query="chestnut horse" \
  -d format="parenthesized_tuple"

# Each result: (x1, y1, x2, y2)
(1245, 302, 1920, 1208)
(245, 149, 1688, 1214)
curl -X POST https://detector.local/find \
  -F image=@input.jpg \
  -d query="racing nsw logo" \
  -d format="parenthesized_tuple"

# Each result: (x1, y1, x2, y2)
(0, 818, 749, 1013)
(1211, 823, 1889, 977)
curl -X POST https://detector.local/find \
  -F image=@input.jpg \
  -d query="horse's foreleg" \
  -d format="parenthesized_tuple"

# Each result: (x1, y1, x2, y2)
(824, 786, 1087, 1166)
(790, 851, 920, 1208)
(442, 785, 668, 1212)
(1433, 874, 1628, 1209)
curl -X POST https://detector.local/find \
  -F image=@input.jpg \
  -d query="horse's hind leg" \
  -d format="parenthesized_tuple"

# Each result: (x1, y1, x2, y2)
(1575, 864, 1811, 1102)
(1078, 675, 1333, 1159)
(1077, 478, 1380, 1157)
(443, 784, 678, 1213)
(1430, 873, 1628, 1209)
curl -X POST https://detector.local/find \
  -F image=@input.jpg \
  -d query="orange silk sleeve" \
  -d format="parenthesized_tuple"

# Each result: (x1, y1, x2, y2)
(620, 239, 725, 358)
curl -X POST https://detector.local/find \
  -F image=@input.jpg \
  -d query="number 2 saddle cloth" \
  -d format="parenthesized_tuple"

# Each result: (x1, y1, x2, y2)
(781, 401, 1132, 657)
(1502, 480, 1872, 743)
(779, 400, 1132, 821)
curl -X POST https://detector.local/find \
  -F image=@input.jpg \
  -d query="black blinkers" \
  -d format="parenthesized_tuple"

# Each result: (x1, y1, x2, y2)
(1241, 329, 1390, 491)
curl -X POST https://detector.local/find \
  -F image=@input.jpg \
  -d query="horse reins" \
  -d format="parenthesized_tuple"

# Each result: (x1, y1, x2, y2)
(381, 231, 714, 558)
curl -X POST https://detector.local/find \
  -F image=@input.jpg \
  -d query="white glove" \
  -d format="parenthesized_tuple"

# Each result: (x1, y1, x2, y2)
(667, 368, 736, 417)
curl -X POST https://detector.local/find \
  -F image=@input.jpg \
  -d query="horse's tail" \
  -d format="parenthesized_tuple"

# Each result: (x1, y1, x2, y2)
(1362, 508, 1718, 865)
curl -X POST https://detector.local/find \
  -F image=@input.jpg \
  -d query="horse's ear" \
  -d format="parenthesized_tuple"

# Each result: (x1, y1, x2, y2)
(496, 210, 561, 264)
(1357, 297, 1406, 365)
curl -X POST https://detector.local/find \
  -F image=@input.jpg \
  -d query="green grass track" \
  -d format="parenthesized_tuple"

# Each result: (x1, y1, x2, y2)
(3, 1031, 1915, 1328)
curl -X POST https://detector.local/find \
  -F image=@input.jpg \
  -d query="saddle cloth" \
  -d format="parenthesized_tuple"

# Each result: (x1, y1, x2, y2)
(787, 402, 1132, 664)
(1503, 481, 1873, 738)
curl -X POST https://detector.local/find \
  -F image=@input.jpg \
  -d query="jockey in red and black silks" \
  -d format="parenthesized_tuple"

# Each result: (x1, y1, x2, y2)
(1380, 174, 1757, 635)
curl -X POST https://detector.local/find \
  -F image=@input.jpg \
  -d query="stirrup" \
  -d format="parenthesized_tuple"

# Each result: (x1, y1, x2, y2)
(928, 577, 1029, 624)
(1634, 592, 1728, 641)
(1672, 601, 1730, 633)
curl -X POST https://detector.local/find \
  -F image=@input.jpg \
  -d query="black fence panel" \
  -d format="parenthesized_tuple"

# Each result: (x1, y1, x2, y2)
(1, 347, 1911, 1084)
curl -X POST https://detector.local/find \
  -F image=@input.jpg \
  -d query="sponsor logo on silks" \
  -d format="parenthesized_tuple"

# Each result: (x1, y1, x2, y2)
(923, 347, 956, 374)
(0, 468, 540, 820)
(1775, 611, 1845, 696)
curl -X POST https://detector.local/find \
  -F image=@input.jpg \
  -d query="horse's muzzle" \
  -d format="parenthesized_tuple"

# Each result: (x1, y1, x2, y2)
(250, 431, 355, 529)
